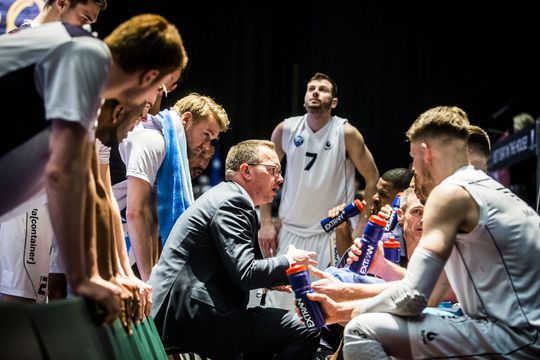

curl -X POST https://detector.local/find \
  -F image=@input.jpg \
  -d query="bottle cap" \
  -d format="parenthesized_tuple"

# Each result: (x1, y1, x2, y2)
(391, 193, 402, 208)
(383, 236, 400, 248)
(286, 263, 307, 276)
(369, 214, 387, 228)
(353, 199, 364, 213)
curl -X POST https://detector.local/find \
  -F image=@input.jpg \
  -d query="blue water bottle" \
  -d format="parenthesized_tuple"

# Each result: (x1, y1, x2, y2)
(349, 215, 387, 275)
(384, 193, 401, 232)
(287, 263, 325, 330)
(383, 236, 401, 264)
(320, 199, 364, 233)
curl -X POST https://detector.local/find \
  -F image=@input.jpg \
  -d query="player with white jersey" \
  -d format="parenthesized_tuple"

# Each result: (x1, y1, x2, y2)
(109, 93, 229, 280)
(279, 114, 355, 263)
(261, 73, 379, 310)
(0, 207, 52, 303)
(0, 0, 107, 305)
(0, 14, 188, 320)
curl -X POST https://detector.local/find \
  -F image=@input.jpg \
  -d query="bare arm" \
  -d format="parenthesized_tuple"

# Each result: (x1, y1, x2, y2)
(98, 163, 135, 278)
(418, 183, 479, 258)
(46, 120, 89, 287)
(126, 176, 157, 281)
(344, 124, 379, 237)
(46, 120, 120, 322)
(347, 239, 407, 282)
(310, 266, 395, 302)
(428, 270, 457, 306)
(259, 122, 285, 257)
(99, 163, 153, 318)
(353, 183, 479, 317)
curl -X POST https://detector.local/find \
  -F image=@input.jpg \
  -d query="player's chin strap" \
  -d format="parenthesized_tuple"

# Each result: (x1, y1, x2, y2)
(358, 247, 445, 316)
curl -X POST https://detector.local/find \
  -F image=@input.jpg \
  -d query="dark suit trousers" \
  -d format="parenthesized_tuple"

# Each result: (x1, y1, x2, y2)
(164, 305, 320, 360)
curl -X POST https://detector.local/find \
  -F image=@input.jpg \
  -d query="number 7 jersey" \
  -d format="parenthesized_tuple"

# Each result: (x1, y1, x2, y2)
(279, 115, 355, 237)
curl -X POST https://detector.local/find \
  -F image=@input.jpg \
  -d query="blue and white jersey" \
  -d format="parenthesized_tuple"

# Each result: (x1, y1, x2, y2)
(279, 115, 355, 237)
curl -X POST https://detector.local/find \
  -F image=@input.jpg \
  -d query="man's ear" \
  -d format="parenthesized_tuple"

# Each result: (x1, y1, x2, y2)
(331, 97, 338, 109)
(421, 142, 431, 164)
(239, 163, 251, 180)
(111, 104, 124, 124)
(139, 69, 160, 87)
(181, 111, 192, 127)
(397, 208, 404, 225)
(56, 0, 69, 12)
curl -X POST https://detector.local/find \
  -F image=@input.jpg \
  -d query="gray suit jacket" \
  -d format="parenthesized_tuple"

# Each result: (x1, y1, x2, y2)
(149, 181, 290, 342)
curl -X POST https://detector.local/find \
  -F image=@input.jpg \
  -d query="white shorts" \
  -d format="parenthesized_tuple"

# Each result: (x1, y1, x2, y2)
(345, 311, 540, 359)
(264, 227, 336, 311)
(0, 206, 53, 302)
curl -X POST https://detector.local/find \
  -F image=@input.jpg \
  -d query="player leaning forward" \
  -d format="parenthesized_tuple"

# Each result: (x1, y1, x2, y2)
(310, 106, 540, 359)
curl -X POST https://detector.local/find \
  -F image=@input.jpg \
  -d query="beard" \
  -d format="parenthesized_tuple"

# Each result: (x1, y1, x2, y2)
(304, 99, 332, 114)
(416, 169, 435, 201)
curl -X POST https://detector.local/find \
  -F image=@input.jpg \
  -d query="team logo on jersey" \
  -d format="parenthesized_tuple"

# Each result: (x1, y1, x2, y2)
(294, 135, 304, 147)
(421, 330, 438, 344)
(324, 140, 331, 150)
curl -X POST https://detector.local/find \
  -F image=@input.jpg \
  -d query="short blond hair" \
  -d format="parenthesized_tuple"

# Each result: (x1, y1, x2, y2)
(171, 93, 229, 132)
(225, 140, 275, 179)
(406, 106, 470, 142)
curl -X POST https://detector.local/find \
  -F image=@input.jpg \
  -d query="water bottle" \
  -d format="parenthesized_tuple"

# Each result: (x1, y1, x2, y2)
(383, 236, 401, 264)
(384, 193, 401, 232)
(286, 263, 325, 330)
(320, 199, 364, 233)
(349, 215, 387, 275)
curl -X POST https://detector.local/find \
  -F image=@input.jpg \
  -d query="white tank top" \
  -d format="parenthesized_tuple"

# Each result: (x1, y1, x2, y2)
(279, 115, 355, 237)
(443, 166, 540, 329)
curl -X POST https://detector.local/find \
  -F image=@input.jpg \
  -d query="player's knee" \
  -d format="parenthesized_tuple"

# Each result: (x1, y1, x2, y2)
(344, 314, 374, 342)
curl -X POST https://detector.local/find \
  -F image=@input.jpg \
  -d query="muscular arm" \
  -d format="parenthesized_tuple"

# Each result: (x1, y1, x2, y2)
(311, 265, 397, 302)
(344, 124, 379, 237)
(428, 270, 457, 306)
(259, 122, 285, 257)
(99, 163, 135, 278)
(99, 163, 153, 318)
(45, 120, 89, 287)
(46, 120, 120, 322)
(126, 176, 157, 281)
(355, 184, 478, 317)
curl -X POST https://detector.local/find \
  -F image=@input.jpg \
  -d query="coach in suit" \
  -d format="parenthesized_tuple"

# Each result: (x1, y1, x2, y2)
(149, 139, 321, 359)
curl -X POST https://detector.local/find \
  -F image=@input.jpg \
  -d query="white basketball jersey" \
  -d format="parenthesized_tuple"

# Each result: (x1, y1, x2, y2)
(443, 166, 540, 329)
(279, 115, 355, 237)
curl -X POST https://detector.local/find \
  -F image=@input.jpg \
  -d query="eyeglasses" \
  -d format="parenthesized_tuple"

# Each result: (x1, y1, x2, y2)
(247, 163, 282, 178)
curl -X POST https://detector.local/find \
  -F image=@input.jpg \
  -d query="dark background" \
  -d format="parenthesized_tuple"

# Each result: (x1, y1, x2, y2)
(94, 1, 539, 194)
